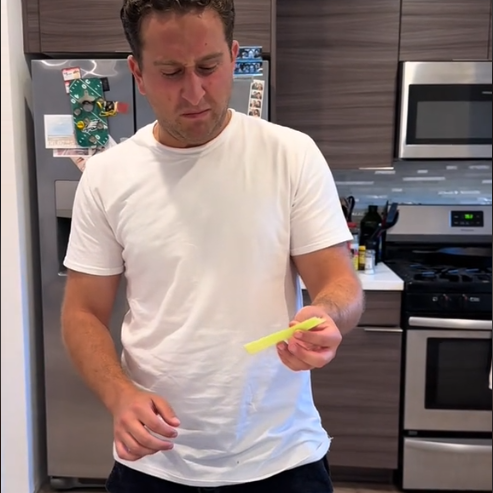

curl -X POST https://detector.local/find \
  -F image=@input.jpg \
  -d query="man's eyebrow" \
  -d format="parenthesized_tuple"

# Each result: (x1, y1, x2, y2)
(153, 52, 224, 67)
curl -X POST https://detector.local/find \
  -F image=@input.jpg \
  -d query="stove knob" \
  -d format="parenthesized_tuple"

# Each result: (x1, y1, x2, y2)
(438, 294, 450, 308)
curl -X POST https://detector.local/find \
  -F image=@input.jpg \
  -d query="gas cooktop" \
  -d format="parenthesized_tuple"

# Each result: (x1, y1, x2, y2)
(389, 261, 491, 286)
(383, 204, 492, 318)
(386, 260, 492, 294)
(386, 260, 492, 316)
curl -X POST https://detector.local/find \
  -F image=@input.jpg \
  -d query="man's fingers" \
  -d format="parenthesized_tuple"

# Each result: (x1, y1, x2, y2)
(288, 342, 337, 369)
(120, 432, 157, 458)
(137, 407, 179, 440)
(126, 420, 175, 452)
(115, 439, 145, 462)
(151, 397, 181, 428)
(277, 343, 313, 372)
(295, 327, 342, 348)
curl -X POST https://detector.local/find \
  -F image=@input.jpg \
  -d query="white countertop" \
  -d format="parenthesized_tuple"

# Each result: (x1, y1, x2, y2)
(300, 262, 404, 292)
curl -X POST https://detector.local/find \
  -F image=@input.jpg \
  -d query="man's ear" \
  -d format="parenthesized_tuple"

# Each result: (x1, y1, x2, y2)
(128, 55, 146, 96)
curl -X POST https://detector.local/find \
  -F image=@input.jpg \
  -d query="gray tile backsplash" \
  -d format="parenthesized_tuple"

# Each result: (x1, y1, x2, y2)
(333, 160, 492, 214)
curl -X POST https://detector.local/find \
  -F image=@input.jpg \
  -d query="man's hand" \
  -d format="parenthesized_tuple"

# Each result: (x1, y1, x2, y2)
(277, 305, 342, 372)
(111, 387, 181, 462)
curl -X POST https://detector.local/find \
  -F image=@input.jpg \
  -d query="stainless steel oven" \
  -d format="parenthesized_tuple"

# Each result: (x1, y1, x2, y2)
(397, 61, 492, 160)
(404, 317, 492, 433)
(403, 316, 492, 492)
(384, 205, 493, 492)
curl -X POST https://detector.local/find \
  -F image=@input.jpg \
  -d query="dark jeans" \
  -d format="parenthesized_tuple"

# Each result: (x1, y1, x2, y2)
(105, 457, 333, 493)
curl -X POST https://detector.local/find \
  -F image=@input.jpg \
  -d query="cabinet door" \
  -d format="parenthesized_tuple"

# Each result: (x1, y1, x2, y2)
(37, 0, 272, 54)
(234, 0, 272, 54)
(489, 1, 492, 60)
(311, 326, 403, 469)
(23, 0, 41, 52)
(400, 0, 491, 61)
(276, 0, 401, 170)
(39, 0, 129, 53)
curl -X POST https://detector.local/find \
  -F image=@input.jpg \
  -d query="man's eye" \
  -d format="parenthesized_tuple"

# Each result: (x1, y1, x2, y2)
(199, 66, 217, 74)
(162, 71, 181, 78)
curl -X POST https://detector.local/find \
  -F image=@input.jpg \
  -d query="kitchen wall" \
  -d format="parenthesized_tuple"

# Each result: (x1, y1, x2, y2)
(333, 160, 493, 212)
(1, 0, 45, 491)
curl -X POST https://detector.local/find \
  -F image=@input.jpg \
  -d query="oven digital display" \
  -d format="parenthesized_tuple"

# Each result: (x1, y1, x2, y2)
(451, 211, 484, 228)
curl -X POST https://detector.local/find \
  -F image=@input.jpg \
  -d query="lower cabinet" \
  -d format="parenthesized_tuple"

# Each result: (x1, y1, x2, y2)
(306, 290, 403, 470)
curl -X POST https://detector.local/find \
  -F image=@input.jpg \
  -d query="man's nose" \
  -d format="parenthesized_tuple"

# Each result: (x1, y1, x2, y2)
(181, 72, 206, 106)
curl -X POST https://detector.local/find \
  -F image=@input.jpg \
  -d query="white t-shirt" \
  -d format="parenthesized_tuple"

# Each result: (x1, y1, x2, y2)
(64, 110, 352, 487)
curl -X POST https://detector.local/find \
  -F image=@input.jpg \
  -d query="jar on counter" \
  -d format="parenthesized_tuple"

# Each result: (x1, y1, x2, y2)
(347, 223, 360, 271)
(364, 239, 377, 275)
(349, 234, 360, 270)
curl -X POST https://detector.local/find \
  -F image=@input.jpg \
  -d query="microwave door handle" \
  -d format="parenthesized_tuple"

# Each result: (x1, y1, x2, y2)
(409, 317, 493, 331)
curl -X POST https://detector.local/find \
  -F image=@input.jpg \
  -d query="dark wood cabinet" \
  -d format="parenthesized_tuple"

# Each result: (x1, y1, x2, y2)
(22, 0, 41, 53)
(276, 0, 401, 170)
(400, 0, 492, 61)
(311, 324, 403, 469)
(303, 289, 403, 469)
(234, 0, 273, 54)
(24, 0, 274, 54)
(489, 1, 492, 60)
(38, 0, 128, 53)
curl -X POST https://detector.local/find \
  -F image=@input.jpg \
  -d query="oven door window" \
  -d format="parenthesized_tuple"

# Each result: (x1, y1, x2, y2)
(426, 337, 492, 411)
(407, 84, 492, 146)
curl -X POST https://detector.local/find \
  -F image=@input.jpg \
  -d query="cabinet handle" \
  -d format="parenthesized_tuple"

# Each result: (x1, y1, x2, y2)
(362, 327, 403, 334)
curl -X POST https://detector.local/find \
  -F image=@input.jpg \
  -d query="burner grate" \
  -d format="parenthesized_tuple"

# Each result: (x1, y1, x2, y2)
(392, 262, 492, 285)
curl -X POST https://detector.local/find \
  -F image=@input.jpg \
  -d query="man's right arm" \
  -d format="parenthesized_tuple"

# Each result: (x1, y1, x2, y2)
(61, 268, 180, 460)
(63, 159, 180, 460)
(61, 269, 134, 414)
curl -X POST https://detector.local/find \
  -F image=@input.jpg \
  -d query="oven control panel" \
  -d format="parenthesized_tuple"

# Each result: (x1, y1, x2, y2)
(407, 293, 492, 314)
(451, 210, 484, 228)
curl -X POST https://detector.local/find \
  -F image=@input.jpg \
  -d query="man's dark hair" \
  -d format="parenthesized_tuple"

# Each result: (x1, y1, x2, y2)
(121, 0, 236, 64)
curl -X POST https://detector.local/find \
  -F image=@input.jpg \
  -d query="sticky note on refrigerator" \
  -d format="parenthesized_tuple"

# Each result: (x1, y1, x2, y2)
(244, 317, 324, 355)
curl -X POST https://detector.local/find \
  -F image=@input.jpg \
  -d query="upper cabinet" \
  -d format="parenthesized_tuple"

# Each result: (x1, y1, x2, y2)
(38, 0, 128, 53)
(24, 0, 274, 54)
(276, 0, 401, 170)
(489, 1, 492, 60)
(400, 0, 492, 61)
(234, 0, 273, 54)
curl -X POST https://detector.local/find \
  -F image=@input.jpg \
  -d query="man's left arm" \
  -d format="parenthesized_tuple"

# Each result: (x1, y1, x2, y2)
(275, 245, 364, 372)
(293, 242, 364, 336)
(276, 135, 365, 372)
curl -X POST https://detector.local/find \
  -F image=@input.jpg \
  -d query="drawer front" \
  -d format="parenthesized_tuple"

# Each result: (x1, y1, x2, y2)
(403, 437, 493, 491)
(303, 290, 402, 327)
(360, 291, 401, 327)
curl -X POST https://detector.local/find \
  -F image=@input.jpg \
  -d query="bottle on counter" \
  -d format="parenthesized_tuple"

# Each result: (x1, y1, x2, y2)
(359, 205, 383, 270)
(359, 205, 382, 245)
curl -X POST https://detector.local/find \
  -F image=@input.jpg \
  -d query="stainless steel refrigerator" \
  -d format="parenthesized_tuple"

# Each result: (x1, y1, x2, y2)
(31, 57, 271, 490)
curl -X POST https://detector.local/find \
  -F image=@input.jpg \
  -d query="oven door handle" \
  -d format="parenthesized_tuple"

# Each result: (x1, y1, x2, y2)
(362, 327, 403, 334)
(407, 439, 491, 455)
(409, 317, 492, 331)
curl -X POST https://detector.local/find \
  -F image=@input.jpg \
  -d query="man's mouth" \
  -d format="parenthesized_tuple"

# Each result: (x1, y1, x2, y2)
(181, 109, 210, 119)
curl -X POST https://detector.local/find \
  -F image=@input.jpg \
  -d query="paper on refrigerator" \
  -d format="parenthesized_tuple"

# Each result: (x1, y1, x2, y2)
(53, 134, 118, 172)
(44, 115, 78, 149)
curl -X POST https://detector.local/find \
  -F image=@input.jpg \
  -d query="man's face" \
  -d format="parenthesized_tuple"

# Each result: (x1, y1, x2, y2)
(129, 9, 239, 148)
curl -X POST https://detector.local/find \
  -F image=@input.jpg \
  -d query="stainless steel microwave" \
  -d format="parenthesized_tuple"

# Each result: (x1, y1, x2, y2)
(397, 61, 492, 160)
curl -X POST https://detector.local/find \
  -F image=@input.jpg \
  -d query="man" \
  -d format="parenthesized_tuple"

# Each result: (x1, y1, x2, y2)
(61, 0, 364, 491)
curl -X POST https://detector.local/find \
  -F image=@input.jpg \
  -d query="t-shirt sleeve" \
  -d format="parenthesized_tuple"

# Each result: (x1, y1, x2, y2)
(290, 137, 353, 257)
(63, 167, 124, 276)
